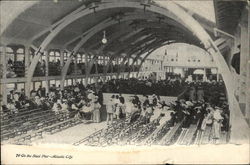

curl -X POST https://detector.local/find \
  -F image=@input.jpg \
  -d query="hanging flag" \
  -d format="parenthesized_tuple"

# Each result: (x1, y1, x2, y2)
(165, 49, 167, 56)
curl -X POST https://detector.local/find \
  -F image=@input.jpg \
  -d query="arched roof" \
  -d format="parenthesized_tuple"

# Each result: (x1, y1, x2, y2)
(1, 0, 217, 58)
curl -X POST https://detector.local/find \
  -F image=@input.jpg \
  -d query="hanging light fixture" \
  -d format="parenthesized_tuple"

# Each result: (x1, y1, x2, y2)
(102, 31, 107, 44)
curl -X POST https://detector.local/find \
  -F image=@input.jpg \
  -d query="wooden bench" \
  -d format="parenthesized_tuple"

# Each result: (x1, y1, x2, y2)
(1, 112, 56, 140)
(44, 117, 81, 134)
(15, 129, 44, 144)
(1, 108, 41, 120)
(1, 108, 45, 125)
(178, 123, 200, 145)
(159, 119, 184, 145)
(143, 121, 171, 145)
(5, 113, 73, 144)
(1, 110, 53, 130)
(73, 129, 103, 146)
(199, 125, 212, 145)
(73, 120, 126, 146)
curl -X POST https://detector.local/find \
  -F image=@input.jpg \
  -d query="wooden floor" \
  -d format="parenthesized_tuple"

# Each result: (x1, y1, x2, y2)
(31, 122, 107, 145)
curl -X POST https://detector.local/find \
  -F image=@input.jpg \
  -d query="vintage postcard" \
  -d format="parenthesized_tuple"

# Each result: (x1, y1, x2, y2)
(0, 0, 249, 164)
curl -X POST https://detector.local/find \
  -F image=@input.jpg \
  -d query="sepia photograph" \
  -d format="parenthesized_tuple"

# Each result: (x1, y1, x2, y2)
(0, 0, 249, 164)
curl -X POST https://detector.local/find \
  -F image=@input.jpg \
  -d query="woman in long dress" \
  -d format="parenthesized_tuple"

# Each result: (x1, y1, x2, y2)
(212, 107, 224, 143)
(106, 97, 114, 125)
(92, 100, 101, 123)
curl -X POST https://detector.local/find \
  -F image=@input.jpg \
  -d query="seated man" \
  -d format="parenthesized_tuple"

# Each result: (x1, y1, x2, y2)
(1, 105, 9, 113)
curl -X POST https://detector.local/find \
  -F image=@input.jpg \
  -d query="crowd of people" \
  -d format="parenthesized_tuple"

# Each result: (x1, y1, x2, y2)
(67, 62, 141, 75)
(1, 82, 104, 123)
(3, 57, 142, 78)
(5, 58, 25, 78)
(104, 81, 229, 143)
(102, 78, 186, 96)
(1, 76, 229, 143)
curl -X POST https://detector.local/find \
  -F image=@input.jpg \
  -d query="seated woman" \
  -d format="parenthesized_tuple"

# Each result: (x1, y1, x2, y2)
(52, 100, 62, 114)
(125, 97, 134, 117)
(150, 104, 162, 123)
(129, 104, 141, 123)
(145, 104, 153, 124)
(70, 101, 80, 118)
(61, 100, 69, 112)
(115, 98, 126, 120)
(7, 101, 18, 113)
(79, 102, 93, 120)
(40, 97, 50, 110)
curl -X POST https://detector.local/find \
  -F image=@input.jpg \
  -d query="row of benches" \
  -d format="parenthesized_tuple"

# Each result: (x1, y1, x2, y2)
(1, 108, 42, 121)
(1, 111, 57, 141)
(14, 116, 82, 145)
(73, 120, 124, 146)
(1, 109, 52, 128)
(2, 111, 83, 145)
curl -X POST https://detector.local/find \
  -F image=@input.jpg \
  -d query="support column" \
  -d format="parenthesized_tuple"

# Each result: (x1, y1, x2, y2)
(60, 50, 64, 68)
(24, 46, 30, 77)
(203, 68, 207, 81)
(1, 46, 7, 79)
(1, 45, 7, 105)
(239, 12, 249, 119)
(95, 58, 98, 74)
(111, 61, 113, 73)
(24, 46, 30, 96)
(103, 56, 106, 82)
(74, 55, 77, 75)
(60, 50, 64, 90)
(44, 51, 50, 94)
(246, 7, 250, 124)
(216, 68, 219, 82)
(12, 46, 18, 62)
(85, 54, 88, 85)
